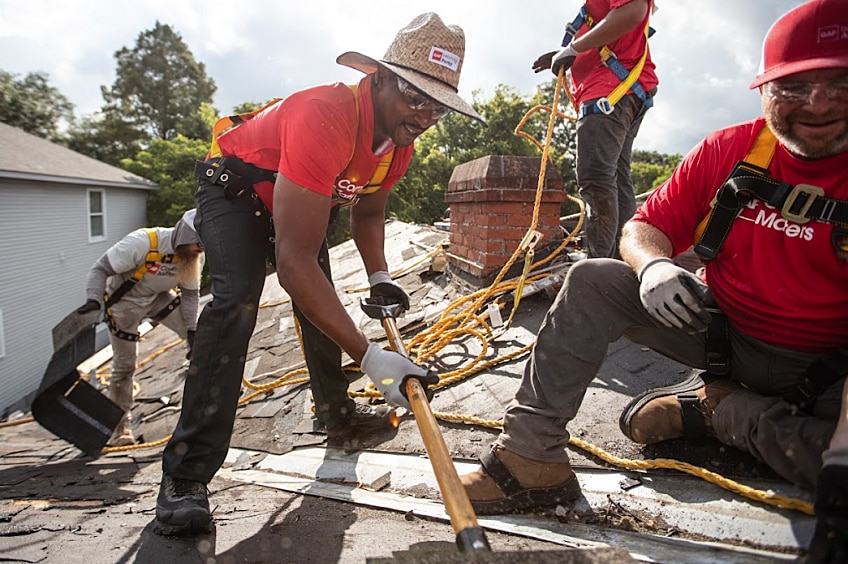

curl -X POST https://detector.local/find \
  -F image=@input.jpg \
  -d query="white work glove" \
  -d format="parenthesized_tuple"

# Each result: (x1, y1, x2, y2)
(368, 271, 410, 311)
(638, 258, 712, 333)
(360, 343, 438, 410)
(551, 43, 579, 75)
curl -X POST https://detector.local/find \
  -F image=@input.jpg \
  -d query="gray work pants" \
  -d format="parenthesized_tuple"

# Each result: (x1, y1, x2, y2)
(108, 291, 188, 426)
(576, 93, 651, 259)
(496, 259, 842, 489)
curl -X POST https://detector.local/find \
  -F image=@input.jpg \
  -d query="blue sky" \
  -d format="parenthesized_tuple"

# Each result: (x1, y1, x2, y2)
(0, 0, 803, 156)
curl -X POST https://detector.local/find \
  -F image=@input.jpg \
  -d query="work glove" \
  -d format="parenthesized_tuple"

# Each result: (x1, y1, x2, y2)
(551, 43, 580, 75)
(76, 299, 101, 315)
(806, 464, 848, 563)
(638, 258, 712, 333)
(360, 342, 439, 411)
(368, 271, 410, 312)
(185, 330, 196, 360)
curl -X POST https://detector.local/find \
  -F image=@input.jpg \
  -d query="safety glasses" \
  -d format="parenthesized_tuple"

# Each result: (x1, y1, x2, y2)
(765, 76, 848, 103)
(395, 76, 451, 120)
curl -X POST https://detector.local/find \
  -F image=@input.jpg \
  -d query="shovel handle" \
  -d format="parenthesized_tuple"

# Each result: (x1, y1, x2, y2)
(380, 317, 491, 552)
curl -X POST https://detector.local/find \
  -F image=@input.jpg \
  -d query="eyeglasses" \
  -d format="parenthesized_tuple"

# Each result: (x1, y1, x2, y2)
(395, 76, 451, 119)
(765, 77, 848, 103)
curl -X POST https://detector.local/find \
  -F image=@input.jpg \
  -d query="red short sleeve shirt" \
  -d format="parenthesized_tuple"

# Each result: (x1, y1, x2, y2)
(569, 0, 658, 105)
(632, 118, 848, 354)
(215, 74, 414, 213)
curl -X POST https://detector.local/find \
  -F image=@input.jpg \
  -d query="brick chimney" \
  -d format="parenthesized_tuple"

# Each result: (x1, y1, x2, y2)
(445, 155, 565, 286)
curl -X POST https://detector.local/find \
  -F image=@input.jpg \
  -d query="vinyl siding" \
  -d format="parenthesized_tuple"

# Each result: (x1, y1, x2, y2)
(0, 178, 148, 416)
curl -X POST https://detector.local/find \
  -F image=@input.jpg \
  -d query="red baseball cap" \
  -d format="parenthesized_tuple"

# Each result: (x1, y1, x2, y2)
(750, 0, 848, 89)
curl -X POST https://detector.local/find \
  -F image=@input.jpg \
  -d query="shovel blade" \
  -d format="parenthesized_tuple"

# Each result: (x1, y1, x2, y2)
(32, 309, 122, 458)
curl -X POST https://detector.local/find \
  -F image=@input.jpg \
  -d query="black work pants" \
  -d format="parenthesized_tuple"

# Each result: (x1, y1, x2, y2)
(162, 181, 354, 484)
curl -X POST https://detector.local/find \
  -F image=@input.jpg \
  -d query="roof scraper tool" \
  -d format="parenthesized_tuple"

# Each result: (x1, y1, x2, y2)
(360, 297, 491, 553)
(32, 308, 123, 458)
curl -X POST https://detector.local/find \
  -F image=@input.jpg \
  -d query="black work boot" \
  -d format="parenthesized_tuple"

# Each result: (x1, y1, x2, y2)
(155, 474, 212, 536)
(324, 403, 397, 437)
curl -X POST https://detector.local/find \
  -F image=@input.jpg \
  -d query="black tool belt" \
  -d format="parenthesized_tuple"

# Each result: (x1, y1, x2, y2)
(195, 157, 276, 200)
(787, 353, 848, 414)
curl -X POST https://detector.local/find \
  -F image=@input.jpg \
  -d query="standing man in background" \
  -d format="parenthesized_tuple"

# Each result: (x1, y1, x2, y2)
(533, 0, 658, 258)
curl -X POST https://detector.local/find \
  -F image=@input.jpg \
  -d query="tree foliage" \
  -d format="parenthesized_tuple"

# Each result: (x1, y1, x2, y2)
(631, 150, 683, 195)
(387, 83, 577, 226)
(120, 134, 209, 226)
(0, 70, 73, 142)
(102, 22, 216, 141)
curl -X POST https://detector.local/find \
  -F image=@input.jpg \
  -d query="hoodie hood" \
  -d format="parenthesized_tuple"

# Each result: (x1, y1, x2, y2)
(172, 209, 201, 249)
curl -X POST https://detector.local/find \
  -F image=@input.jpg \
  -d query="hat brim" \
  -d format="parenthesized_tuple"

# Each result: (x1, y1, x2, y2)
(750, 55, 848, 89)
(337, 51, 485, 125)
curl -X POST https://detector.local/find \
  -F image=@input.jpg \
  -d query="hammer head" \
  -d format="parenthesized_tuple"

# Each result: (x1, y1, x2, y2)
(360, 297, 405, 320)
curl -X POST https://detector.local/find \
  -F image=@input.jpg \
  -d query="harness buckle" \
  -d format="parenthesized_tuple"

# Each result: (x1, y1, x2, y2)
(781, 183, 824, 224)
(594, 97, 614, 115)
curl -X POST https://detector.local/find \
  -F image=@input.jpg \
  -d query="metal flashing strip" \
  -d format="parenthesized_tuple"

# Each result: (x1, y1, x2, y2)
(222, 446, 807, 563)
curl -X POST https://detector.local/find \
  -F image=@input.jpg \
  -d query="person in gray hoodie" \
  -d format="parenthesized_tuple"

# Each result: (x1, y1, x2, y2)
(76, 209, 204, 446)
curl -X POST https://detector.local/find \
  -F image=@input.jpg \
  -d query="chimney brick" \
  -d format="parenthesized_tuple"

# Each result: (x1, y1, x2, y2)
(445, 155, 565, 286)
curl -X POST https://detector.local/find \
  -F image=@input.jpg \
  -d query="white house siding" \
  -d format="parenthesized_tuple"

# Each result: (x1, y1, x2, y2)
(0, 179, 148, 416)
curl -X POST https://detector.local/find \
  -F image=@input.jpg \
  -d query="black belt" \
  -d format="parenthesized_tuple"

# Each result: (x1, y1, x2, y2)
(195, 157, 276, 200)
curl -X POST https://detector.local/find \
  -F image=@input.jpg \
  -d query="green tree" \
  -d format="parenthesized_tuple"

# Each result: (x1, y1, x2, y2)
(103, 22, 216, 141)
(388, 83, 574, 226)
(65, 108, 148, 166)
(119, 134, 209, 226)
(0, 70, 73, 142)
(631, 150, 683, 194)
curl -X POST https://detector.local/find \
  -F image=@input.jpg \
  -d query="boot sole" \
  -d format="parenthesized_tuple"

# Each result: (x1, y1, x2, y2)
(154, 506, 213, 537)
(470, 477, 581, 515)
(154, 514, 213, 537)
(618, 372, 705, 442)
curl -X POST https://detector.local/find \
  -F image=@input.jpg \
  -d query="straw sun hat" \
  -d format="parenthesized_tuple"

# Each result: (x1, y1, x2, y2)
(337, 12, 485, 124)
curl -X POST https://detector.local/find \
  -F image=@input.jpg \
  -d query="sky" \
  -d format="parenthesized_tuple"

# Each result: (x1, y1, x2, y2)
(0, 0, 804, 156)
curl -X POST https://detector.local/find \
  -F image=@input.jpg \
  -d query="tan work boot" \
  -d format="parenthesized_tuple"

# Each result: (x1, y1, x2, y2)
(619, 372, 742, 444)
(460, 445, 580, 514)
(108, 422, 136, 447)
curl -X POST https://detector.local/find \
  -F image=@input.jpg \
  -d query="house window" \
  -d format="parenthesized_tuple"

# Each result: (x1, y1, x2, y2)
(87, 189, 106, 242)
(0, 310, 5, 359)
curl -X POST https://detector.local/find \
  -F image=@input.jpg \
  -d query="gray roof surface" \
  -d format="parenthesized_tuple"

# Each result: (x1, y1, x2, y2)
(0, 220, 814, 563)
(0, 121, 156, 189)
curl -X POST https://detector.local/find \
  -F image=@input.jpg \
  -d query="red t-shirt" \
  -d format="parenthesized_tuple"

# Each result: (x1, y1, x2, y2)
(569, 0, 659, 106)
(216, 74, 414, 213)
(633, 118, 848, 354)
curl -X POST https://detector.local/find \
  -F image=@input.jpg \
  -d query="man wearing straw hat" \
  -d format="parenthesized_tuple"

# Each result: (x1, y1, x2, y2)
(155, 13, 484, 537)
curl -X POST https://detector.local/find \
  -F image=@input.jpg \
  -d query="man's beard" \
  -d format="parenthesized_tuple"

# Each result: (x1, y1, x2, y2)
(766, 107, 848, 159)
(176, 253, 202, 287)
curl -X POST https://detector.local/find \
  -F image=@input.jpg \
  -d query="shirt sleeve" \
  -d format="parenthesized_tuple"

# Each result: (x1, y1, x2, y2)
(277, 92, 358, 196)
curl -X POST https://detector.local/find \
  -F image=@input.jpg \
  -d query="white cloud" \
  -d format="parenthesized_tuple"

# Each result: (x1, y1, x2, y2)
(0, 0, 807, 155)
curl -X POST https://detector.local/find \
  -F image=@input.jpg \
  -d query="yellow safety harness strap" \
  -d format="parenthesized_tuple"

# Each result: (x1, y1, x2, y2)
(104, 229, 177, 341)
